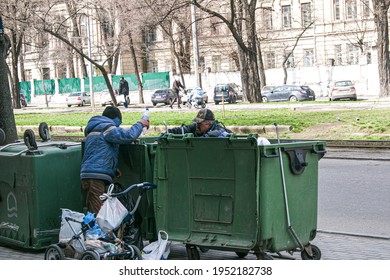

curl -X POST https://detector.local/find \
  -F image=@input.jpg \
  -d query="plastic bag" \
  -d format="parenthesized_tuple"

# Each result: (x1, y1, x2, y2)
(96, 184, 129, 233)
(142, 230, 171, 260)
(59, 208, 85, 242)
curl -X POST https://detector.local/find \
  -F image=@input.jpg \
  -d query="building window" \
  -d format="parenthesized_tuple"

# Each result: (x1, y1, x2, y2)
(262, 8, 273, 30)
(362, 0, 370, 18)
(199, 56, 205, 72)
(286, 54, 295, 68)
(265, 52, 275, 69)
(282, 5, 292, 28)
(347, 44, 359, 65)
(212, 55, 221, 72)
(146, 27, 157, 43)
(151, 61, 158, 72)
(367, 52, 372, 64)
(303, 49, 314, 67)
(346, 0, 357, 19)
(301, 3, 312, 26)
(42, 67, 50, 80)
(24, 70, 32, 81)
(335, 44, 342, 66)
(334, 0, 340, 20)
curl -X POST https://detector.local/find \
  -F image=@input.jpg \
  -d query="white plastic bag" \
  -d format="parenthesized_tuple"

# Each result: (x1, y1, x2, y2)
(96, 184, 128, 233)
(142, 230, 171, 260)
(59, 208, 85, 242)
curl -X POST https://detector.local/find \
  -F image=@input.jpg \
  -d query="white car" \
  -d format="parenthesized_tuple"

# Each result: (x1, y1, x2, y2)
(66, 92, 91, 107)
(99, 89, 129, 106)
(182, 87, 208, 105)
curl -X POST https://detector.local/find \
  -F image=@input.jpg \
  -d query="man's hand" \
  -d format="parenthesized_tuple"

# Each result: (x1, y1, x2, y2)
(115, 168, 122, 179)
(139, 119, 150, 129)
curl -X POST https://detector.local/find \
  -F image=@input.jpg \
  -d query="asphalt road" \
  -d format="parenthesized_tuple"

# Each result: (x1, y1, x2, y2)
(318, 157, 390, 237)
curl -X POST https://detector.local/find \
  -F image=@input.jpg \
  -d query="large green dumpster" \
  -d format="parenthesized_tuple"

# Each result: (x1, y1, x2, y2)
(0, 141, 84, 250)
(153, 134, 326, 259)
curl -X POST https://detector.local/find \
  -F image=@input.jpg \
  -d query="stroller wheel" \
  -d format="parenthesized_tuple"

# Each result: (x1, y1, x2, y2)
(81, 250, 100, 260)
(44, 244, 65, 260)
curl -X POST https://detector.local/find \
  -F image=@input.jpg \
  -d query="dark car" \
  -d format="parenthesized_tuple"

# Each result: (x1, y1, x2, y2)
(20, 93, 27, 107)
(151, 89, 176, 106)
(261, 85, 315, 102)
(213, 83, 242, 105)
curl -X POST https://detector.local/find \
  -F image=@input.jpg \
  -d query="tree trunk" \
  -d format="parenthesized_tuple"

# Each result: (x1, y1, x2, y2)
(372, 0, 390, 97)
(0, 34, 18, 144)
(128, 32, 144, 104)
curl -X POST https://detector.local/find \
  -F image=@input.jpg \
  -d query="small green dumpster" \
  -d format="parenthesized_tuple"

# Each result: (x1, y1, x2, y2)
(0, 140, 84, 250)
(153, 134, 326, 259)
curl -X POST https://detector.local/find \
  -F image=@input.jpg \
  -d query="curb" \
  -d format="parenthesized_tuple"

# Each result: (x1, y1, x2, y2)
(16, 125, 293, 136)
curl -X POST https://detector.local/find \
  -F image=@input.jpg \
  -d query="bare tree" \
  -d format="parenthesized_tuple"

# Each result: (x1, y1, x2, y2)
(372, 0, 390, 97)
(192, 0, 262, 103)
(0, 32, 18, 144)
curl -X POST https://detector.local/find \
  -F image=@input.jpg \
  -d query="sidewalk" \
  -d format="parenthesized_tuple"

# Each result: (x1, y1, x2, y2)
(1, 231, 390, 260)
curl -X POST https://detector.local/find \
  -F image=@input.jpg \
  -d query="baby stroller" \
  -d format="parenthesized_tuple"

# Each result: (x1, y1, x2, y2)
(187, 87, 206, 109)
(44, 182, 157, 260)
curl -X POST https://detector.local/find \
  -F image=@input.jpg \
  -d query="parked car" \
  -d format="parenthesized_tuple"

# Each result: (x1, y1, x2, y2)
(213, 83, 243, 105)
(261, 85, 276, 95)
(183, 87, 208, 105)
(327, 80, 357, 101)
(151, 89, 176, 106)
(99, 89, 129, 106)
(20, 93, 27, 107)
(261, 85, 315, 102)
(66, 92, 91, 107)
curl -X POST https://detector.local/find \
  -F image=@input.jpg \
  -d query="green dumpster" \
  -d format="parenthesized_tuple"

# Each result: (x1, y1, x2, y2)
(153, 134, 326, 259)
(116, 137, 158, 241)
(0, 140, 84, 250)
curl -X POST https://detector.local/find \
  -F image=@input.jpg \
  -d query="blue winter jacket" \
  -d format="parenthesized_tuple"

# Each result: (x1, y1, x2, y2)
(80, 115, 144, 183)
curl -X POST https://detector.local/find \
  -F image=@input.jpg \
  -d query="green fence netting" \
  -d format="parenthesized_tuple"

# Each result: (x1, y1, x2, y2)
(59, 78, 81, 94)
(84, 76, 107, 93)
(142, 72, 170, 90)
(34, 79, 55, 95)
(19, 81, 31, 102)
(112, 74, 138, 91)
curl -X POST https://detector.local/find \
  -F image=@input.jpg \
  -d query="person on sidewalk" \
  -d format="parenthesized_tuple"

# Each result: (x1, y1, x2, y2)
(170, 76, 185, 109)
(119, 76, 129, 108)
(167, 108, 232, 137)
(80, 106, 149, 214)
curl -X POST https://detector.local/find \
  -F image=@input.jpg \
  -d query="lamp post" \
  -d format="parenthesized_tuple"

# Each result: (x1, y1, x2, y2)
(191, 4, 201, 88)
(86, 16, 95, 107)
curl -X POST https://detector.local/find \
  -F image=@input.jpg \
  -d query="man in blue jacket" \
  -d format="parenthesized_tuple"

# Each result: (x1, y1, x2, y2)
(81, 106, 149, 214)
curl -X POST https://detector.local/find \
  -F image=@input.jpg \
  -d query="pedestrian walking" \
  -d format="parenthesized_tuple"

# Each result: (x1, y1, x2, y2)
(170, 76, 185, 109)
(119, 76, 129, 108)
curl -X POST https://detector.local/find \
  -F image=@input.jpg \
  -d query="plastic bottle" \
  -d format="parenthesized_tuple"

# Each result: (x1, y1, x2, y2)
(142, 108, 149, 134)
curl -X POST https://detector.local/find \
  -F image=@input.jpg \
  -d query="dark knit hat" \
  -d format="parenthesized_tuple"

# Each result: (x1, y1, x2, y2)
(193, 108, 215, 123)
(103, 106, 122, 121)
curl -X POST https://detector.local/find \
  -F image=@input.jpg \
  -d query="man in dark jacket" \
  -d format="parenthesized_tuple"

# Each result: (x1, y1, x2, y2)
(167, 108, 231, 137)
(81, 106, 149, 214)
(170, 76, 185, 109)
(119, 77, 129, 108)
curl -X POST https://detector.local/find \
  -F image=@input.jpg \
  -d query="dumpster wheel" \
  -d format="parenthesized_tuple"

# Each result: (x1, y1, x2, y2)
(39, 122, 51, 142)
(186, 244, 200, 260)
(255, 252, 273, 260)
(236, 251, 249, 258)
(301, 244, 321, 260)
(23, 129, 38, 150)
(44, 244, 65, 260)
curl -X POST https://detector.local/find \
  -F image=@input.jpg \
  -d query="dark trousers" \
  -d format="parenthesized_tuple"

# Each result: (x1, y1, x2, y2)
(170, 92, 181, 108)
(81, 179, 107, 214)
